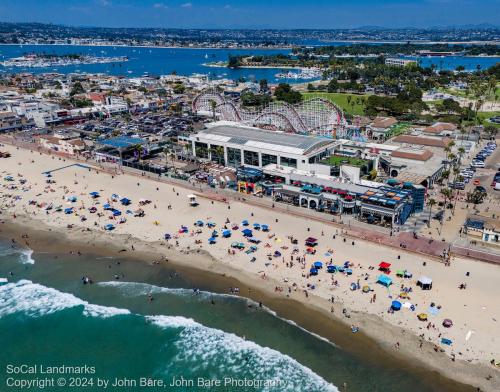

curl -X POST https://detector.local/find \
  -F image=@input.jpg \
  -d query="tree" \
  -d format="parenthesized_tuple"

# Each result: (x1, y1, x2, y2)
(427, 198, 437, 227)
(209, 99, 217, 120)
(274, 83, 303, 105)
(70, 82, 84, 96)
(259, 79, 268, 93)
(173, 83, 185, 94)
(369, 169, 377, 180)
(227, 55, 241, 69)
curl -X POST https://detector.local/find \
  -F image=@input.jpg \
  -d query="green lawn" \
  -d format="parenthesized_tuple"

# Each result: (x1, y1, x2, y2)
(387, 122, 412, 137)
(322, 155, 369, 168)
(477, 111, 500, 128)
(302, 92, 368, 116)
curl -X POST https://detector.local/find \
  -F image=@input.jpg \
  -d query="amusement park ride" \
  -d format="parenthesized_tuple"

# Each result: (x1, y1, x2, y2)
(192, 89, 365, 141)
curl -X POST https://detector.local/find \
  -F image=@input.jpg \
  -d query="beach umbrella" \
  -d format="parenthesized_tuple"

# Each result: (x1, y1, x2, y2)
(231, 242, 239, 248)
(337, 265, 345, 272)
(222, 230, 231, 238)
(253, 223, 261, 230)
(391, 301, 402, 311)
(89, 191, 100, 198)
(208, 237, 217, 244)
(238, 242, 245, 249)
(103, 203, 111, 210)
(164, 233, 171, 240)
(261, 224, 269, 232)
(274, 250, 281, 257)
(345, 268, 353, 275)
(310, 268, 318, 276)
(343, 261, 350, 268)
(404, 271, 413, 278)
(327, 265, 337, 273)
(120, 198, 131, 206)
(242, 229, 253, 237)
(441, 338, 453, 346)
(399, 292, 409, 299)
(207, 222, 216, 228)
(64, 207, 73, 214)
(362, 285, 371, 293)
(195, 220, 204, 227)
(105, 224, 115, 231)
(377, 274, 392, 287)
(112, 209, 121, 216)
(396, 269, 405, 277)
(314, 261, 323, 269)
(111, 193, 119, 200)
(242, 220, 249, 226)
(442, 319, 453, 328)
(417, 313, 428, 321)
(211, 230, 218, 237)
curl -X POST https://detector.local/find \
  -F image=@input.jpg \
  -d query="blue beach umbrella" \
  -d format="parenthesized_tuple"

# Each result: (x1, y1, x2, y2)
(208, 237, 217, 244)
(89, 191, 100, 198)
(261, 224, 269, 232)
(242, 220, 249, 226)
(327, 265, 336, 273)
(314, 261, 323, 269)
(103, 203, 111, 210)
(391, 301, 402, 311)
(105, 224, 115, 231)
(64, 207, 74, 214)
(120, 198, 131, 206)
(222, 230, 231, 238)
(345, 268, 353, 275)
(242, 229, 253, 237)
(253, 223, 261, 230)
(164, 233, 171, 240)
(310, 268, 318, 275)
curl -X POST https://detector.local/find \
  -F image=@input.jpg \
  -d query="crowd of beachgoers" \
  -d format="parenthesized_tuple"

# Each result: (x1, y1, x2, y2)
(1, 144, 499, 389)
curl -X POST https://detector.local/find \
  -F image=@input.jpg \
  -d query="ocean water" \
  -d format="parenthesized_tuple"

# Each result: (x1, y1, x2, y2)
(0, 238, 472, 392)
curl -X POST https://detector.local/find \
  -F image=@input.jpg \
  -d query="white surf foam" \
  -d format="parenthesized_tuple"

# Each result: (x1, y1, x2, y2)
(98, 281, 241, 301)
(0, 247, 35, 264)
(99, 281, 338, 348)
(147, 315, 339, 392)
(0, 280, 338, 391)
(0, 280, 129, 318)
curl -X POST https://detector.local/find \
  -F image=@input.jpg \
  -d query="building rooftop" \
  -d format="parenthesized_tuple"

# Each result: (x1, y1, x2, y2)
(196, 122, 337, 155)
(392, 135, 451, 148)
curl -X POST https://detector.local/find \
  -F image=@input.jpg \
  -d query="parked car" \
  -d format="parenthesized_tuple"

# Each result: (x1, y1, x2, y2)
(471, 161, 485, 168)
(450, 182, 465, 190)
(475, 185, 487, 193)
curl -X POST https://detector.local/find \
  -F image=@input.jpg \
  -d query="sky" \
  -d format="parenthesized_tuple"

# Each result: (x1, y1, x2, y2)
(0, 0, 498, 29)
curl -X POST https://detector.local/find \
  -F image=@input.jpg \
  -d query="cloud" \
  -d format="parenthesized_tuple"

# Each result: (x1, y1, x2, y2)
(223, 4, 231, 9)
(153, 2, 168, 9)
(180, 2, 192, 8)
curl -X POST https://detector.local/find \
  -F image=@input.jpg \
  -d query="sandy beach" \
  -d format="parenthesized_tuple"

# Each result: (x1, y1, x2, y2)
(1, 144, 499, 391)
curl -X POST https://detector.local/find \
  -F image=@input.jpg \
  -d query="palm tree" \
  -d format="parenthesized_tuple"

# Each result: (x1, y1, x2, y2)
(209, 99, 217, 120)
(427, 198, 437, 227)
(457, 147, 465, 165)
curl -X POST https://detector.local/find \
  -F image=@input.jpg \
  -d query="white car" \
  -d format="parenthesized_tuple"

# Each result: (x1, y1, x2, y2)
(471, 161, 485, 168)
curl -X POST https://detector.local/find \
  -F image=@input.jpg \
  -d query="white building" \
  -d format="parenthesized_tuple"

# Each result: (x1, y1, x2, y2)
(189, 122, 339, 171)
(385, 58, 417, 67)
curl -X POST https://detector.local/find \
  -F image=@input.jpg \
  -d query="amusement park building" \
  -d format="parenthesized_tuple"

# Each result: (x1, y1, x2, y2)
(189, 121, 340, 171)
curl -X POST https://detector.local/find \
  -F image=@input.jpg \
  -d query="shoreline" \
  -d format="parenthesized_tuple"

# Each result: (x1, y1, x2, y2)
(1, 144, 499, 390)
(0, 216, 480, 392)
